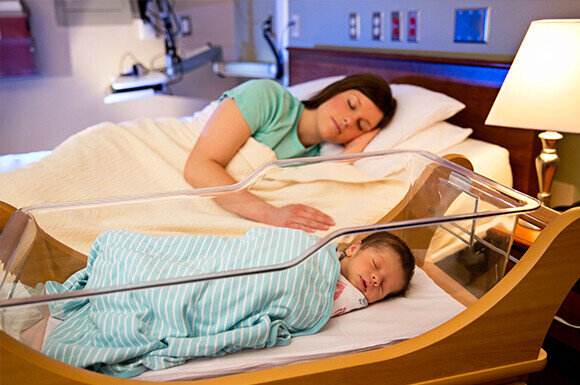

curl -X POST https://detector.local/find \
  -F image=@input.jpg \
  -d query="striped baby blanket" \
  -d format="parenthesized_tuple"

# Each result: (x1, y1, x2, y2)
(42, 227, 340, 378)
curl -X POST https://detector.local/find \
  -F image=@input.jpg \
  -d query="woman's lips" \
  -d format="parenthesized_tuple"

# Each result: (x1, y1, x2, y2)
(332, 118, 341, 135)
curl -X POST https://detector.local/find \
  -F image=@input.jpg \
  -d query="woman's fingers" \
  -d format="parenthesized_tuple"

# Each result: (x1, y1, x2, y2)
(288, 223, 319, 233)
(276, 204, 335, 232)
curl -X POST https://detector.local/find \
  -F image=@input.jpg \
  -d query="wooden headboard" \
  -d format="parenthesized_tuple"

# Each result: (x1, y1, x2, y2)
(288, 47, 541, 197)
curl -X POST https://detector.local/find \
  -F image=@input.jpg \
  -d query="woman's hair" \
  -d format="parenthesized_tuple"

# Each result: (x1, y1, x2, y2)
(360, 231, 415, 298)
(302, 73, 397, 129)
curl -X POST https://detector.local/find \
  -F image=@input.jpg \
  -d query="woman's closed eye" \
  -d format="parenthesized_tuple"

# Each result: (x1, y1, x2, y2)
(348, 96, 372, 131)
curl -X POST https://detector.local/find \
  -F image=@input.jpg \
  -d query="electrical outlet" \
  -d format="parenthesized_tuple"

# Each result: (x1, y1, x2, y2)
(391, 11, 402, 41)
(290, 13, 300, 38)
(372, 11, 384, 41)
(407, 10, 420, 42)
(179, 15, 191, 36)
(349, 12, 360, 40)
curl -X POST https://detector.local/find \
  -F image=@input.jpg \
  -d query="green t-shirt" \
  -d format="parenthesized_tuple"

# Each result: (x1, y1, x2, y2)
(220, 79, 320, 159)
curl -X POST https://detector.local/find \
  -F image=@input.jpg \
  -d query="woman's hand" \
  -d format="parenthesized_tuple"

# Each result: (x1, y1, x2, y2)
(265, 204, 335, 233)
(340, 128, 380, 155)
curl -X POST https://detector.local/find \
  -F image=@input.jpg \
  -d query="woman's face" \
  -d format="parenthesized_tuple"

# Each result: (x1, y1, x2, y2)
(340, 242, 405, 304)
(316, 90, 384, 144)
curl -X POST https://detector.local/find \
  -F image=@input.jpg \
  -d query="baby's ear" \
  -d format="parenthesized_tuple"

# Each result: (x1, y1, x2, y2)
(345, 241, 362, 257)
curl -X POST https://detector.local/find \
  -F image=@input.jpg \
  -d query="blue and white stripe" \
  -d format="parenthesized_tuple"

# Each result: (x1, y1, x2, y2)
(42, 227, 339, 378)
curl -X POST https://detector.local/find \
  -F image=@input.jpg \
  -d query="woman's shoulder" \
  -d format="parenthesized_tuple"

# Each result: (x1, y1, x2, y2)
(226, 79, 286, 97)
(222, 79, 296, 110)
(240, 78, 286, 94)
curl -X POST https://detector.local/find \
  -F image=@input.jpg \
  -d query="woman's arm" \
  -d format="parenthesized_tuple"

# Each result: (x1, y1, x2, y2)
(184, 98, 335, 233)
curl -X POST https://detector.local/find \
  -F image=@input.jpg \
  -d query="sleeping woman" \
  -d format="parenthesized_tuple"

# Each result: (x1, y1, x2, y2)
(184, 74, 397, 233)
(0, 74, 396, 237)
(42, 227, 414, 378)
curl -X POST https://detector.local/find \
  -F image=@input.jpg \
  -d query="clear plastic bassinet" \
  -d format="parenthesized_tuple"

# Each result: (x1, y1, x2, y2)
(0, 150, 539, 379)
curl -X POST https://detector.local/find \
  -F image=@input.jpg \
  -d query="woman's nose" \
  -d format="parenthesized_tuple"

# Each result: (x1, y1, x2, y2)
(342, 114, 353, 127)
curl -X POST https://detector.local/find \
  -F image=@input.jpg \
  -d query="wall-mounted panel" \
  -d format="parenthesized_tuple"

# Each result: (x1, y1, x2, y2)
(454, 8, 489, 43)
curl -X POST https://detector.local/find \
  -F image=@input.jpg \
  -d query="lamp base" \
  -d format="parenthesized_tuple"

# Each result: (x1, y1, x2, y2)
(535, 131, 563, 206)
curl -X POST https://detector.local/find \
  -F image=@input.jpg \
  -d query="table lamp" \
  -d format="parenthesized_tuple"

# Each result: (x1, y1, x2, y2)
(485, 19, 580, 206)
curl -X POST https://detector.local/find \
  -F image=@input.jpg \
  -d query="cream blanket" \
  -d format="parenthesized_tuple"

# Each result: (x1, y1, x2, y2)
(0, 103, 409, 254)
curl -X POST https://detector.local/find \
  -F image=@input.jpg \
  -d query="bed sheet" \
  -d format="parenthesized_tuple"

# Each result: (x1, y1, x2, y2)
(37, 266, 464, 382)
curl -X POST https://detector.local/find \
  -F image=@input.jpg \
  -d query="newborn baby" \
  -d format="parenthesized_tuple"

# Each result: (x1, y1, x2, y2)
(332, 232, 415, 317)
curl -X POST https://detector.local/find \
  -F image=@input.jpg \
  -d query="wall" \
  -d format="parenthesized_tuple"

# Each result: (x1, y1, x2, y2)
(287, 0, 580, 206)
(0, 0, 242, 155)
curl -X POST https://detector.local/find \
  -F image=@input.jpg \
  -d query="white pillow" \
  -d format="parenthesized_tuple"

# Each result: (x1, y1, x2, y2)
(394, 121, 472, 153)
(353, 121, 473, 177)
(365, 84, 466, 151)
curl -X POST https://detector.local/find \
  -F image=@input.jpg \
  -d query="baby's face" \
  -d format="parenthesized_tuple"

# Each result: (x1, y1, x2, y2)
(340, 242, 405, 303)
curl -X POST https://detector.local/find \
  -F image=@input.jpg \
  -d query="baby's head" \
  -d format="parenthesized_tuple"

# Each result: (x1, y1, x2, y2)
(340, 232, 415, 303)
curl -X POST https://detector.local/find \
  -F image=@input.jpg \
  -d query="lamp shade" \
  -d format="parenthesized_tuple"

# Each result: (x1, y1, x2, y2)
(485, 19, 580, 134)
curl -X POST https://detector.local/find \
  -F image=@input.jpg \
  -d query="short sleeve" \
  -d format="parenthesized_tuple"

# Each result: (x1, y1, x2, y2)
(220, 79, 283, 135)
(219, 79, 316, 159)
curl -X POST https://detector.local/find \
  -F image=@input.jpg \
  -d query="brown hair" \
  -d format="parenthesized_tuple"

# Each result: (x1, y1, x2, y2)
(360, 231, 415, 298)
(302, 73, 397, 129)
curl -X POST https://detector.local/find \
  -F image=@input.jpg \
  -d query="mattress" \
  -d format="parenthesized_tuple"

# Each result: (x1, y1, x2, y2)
(441, 138, 513, 188)
(0, 150, 50, 173)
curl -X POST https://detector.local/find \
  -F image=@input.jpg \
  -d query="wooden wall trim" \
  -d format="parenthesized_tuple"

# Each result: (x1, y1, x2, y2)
(295, 46, 512, 69)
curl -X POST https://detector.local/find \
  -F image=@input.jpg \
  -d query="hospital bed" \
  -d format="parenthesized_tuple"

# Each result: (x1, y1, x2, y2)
(0, 49, 578, 384)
